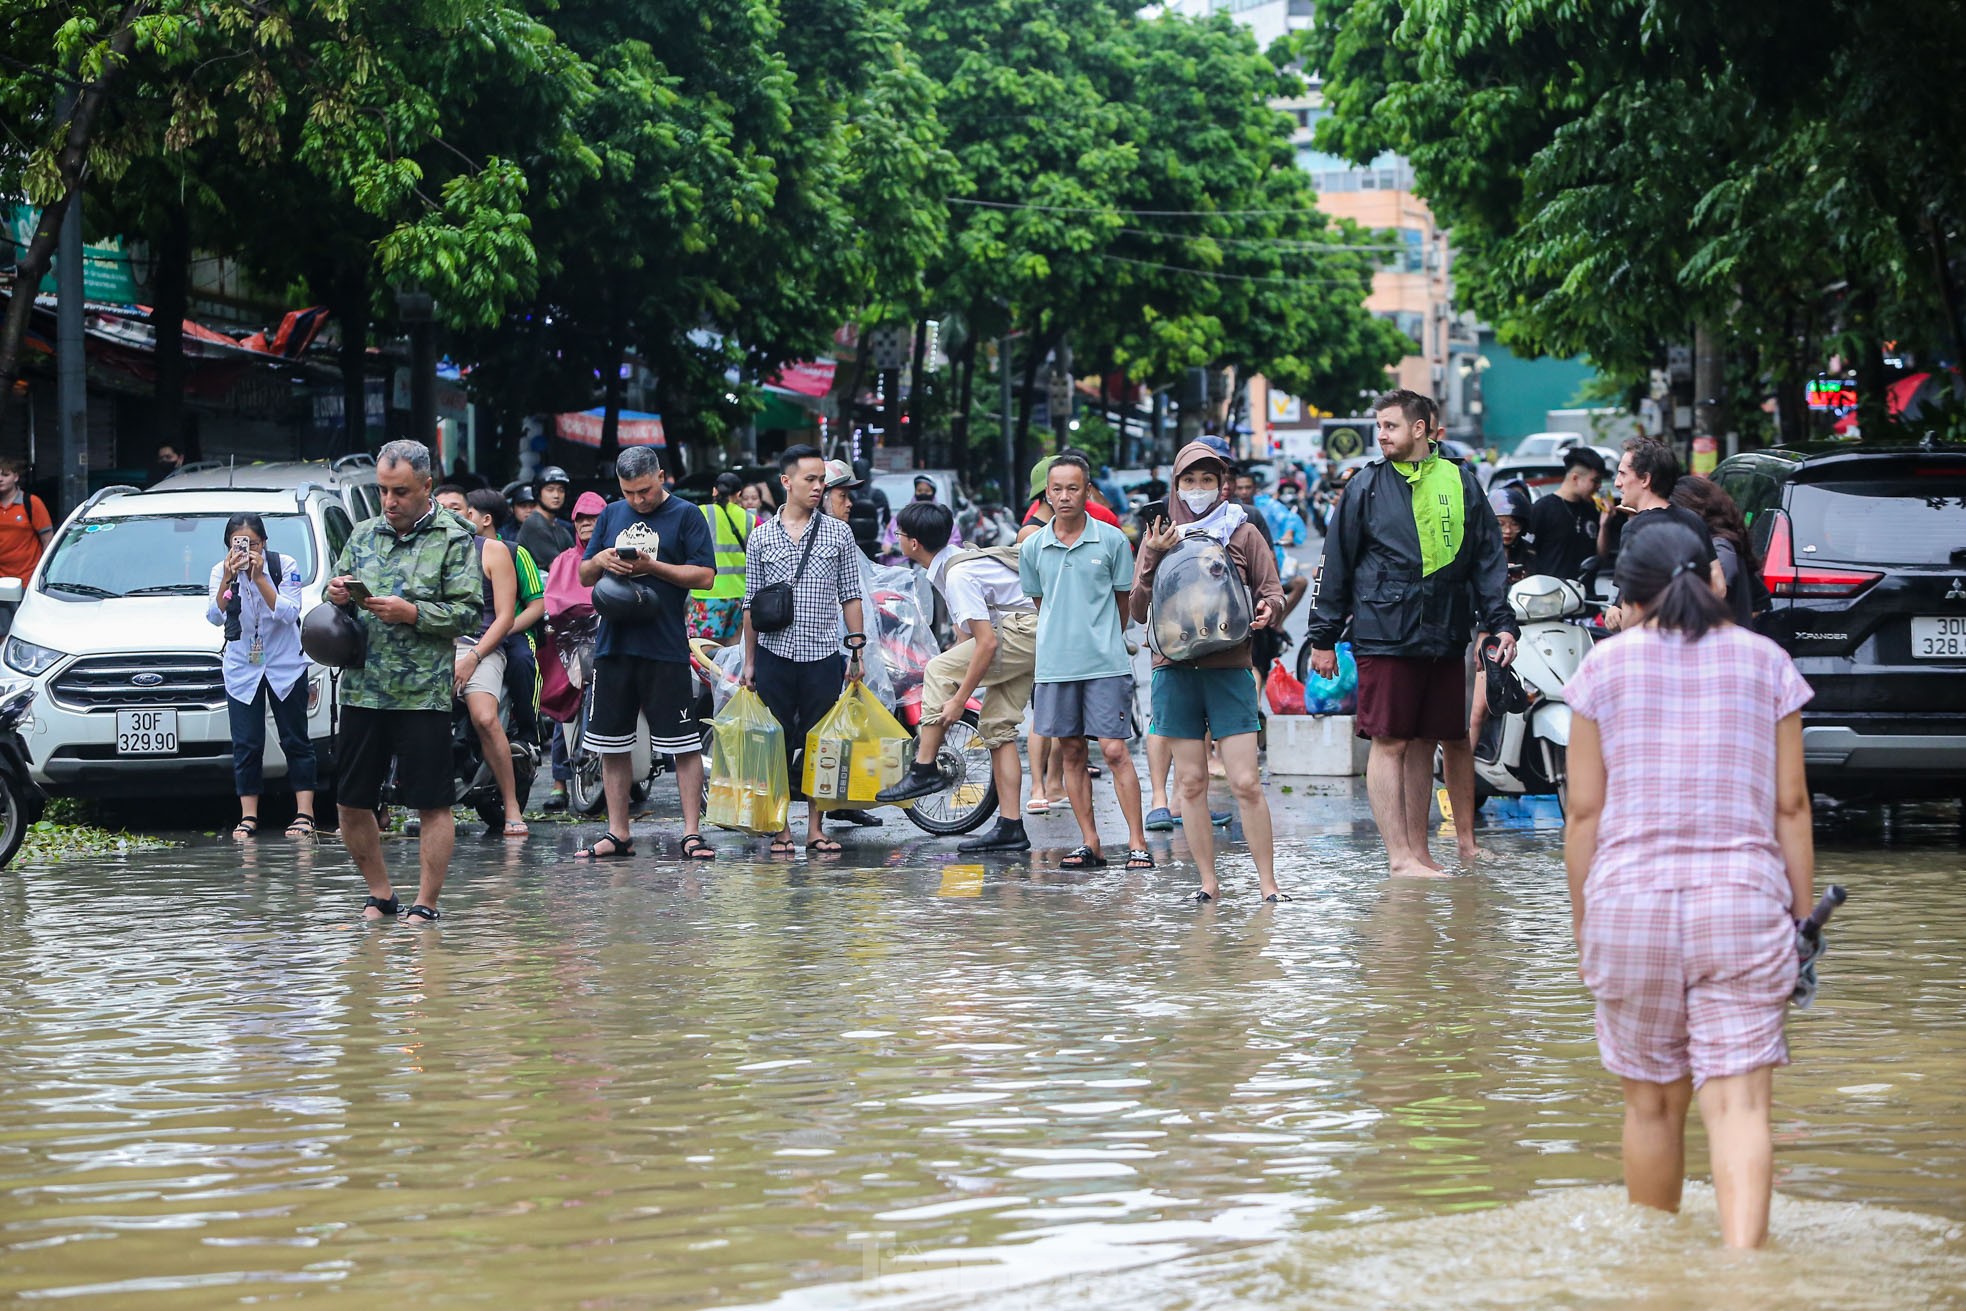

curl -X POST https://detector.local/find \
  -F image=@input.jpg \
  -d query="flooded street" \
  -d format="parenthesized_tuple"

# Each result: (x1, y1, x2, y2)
(1, 785, 1962, 1308)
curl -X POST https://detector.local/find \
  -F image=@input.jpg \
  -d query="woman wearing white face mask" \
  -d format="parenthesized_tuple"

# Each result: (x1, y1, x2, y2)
(1130, 443, 1287, 903)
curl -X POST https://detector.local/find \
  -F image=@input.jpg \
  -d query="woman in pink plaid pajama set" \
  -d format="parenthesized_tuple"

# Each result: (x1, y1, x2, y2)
(1564, 520, 1815, 1249)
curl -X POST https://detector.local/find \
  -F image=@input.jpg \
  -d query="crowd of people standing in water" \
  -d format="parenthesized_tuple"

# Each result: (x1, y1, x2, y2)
(205, 383, 1819, 1250)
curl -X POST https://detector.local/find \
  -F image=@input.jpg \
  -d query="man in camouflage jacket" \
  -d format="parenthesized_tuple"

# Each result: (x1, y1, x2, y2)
(327, 439, 483, 925)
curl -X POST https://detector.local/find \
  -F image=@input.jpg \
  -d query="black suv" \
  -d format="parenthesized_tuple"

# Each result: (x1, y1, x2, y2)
(1712, 442, 1966, 800)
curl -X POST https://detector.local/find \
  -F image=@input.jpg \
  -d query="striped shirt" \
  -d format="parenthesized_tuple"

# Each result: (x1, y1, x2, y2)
(743, 511, 863, 663)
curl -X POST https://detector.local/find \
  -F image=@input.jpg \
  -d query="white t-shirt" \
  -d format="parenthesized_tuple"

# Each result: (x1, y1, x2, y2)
(929, 545, 1032, 637)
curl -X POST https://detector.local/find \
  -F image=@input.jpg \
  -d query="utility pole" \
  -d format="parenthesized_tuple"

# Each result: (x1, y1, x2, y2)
(56, 89, 88, 516)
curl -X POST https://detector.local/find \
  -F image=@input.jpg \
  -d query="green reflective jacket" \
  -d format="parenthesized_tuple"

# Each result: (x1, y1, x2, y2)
(691, 501, 750, 600)
(334, 505, 481, 712)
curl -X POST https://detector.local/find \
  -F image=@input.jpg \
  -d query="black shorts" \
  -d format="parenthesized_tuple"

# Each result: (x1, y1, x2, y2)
(337, 705, 455, 811)
(752, 648, 845, 772)
(589, 655, 705, 756)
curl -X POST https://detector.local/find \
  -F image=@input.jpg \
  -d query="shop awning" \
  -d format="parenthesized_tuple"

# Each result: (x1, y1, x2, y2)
(556, 408, 666, 448)
(764, 359, 837, 399)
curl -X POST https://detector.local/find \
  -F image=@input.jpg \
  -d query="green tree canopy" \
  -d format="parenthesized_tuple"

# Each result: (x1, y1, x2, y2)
(1299, 0, 1966, 439)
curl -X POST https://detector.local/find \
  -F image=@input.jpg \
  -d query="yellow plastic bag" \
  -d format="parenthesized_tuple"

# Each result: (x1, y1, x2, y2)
(803, 681, 914, 810)
(706, 688, 790, 834)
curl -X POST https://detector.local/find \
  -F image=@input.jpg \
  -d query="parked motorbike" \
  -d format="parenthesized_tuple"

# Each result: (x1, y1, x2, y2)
(561, 617, 654, 816)
(0, 685, 46, 868)
(1463, 572, 1600, 811)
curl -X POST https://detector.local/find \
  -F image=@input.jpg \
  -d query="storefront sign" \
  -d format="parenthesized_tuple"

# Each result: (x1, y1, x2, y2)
(556, 408, 666, 448)
(5, 204, 138, 303)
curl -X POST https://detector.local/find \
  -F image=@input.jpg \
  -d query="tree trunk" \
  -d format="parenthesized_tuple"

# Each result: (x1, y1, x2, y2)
(1925, 215, 1966, 381)
(1771, 308, 1806, 448)
(149, 201, 190, 456)
(950, 330, 977, 486)
(0, 4, 149, 435)
(908, 319, 929, 464)
(596, 295, 626, 463)
(598, 335, 624, 463)
(330, 268, 369, 457)
(1014, 320, 1060, 482)
(1693, 320, 1725, 445)
(1852, 289, 1888, 438)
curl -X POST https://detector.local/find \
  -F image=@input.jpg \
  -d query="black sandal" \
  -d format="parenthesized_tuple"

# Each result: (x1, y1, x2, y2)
(681, 834, 716, 861)
(1263, 892, 1295, 903)
(1191, 889, 1216, 904)
(806, 836, 843, 854)
(1060, 845, 1108, 869)
(1124, 848, 1155, 870)
(363, 895, 401, 919)
(405, 904, 441, 923)
(232, 817, 259, 840)
(285, 812, 315, 839)
(574, 832, 634, 859)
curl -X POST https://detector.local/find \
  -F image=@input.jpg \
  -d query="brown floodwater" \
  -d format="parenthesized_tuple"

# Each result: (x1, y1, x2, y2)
(0, 792, 1961, 1309)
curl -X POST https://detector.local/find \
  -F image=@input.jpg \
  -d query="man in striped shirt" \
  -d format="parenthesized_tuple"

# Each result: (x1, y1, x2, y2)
(742, 445, 866, 855)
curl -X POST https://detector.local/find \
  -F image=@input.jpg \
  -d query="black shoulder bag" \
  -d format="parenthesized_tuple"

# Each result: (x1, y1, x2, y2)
(750, 518, 821, 633)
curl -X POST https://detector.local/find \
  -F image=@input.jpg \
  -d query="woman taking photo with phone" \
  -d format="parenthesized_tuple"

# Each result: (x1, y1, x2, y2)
(206, 514, 317, 840)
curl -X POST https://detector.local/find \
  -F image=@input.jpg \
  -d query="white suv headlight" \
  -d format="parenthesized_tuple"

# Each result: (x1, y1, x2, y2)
(3, 637, 65, 677)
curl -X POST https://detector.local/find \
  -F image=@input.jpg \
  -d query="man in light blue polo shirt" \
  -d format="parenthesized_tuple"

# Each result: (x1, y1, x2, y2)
(1020, 452, 1151, 871)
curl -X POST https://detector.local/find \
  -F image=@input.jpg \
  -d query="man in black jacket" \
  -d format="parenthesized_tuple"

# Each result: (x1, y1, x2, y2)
(1306, 391, 1518, 877)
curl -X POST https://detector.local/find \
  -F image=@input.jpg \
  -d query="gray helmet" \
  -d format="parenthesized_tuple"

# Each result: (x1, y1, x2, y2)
(592, 573, 659, 623)
(538, 465, 572, 487)
(301, 602, 367, 669)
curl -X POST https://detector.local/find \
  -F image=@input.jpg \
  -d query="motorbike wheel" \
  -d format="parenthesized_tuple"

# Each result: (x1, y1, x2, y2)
(0, 778, 27, 869)
(1293, 634, 1316, 687)
(476, 745, 539, 829)
(903, 709, 998, 837)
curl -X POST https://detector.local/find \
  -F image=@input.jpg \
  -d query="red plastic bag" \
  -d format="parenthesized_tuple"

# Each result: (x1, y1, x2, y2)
(1265, 659, 1306, 715)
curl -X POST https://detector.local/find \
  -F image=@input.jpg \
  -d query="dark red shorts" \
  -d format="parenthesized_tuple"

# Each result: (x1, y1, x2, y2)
(1354, 654, 1466, 742)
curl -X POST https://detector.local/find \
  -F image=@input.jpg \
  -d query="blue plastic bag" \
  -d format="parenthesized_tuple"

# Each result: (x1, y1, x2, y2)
(1305, 640, 1359, 716)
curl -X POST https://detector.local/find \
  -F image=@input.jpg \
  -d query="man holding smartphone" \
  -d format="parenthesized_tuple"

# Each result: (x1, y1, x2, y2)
(574, 446, 717, 861)
(327, 439, 483, 924)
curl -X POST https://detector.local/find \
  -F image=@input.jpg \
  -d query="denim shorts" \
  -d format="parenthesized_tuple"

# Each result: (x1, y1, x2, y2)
(1148, 664, 1261, 741)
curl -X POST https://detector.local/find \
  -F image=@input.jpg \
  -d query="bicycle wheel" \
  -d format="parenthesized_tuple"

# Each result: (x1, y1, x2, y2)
(903, 710, 998, 836)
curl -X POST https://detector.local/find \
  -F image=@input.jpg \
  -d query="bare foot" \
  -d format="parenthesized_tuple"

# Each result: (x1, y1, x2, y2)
(1389, 859, 1451, 879)
(1458, 844, 1497, 867)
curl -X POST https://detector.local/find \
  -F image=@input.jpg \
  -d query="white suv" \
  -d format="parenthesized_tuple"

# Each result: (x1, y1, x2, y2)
(0, 472, 362, 798)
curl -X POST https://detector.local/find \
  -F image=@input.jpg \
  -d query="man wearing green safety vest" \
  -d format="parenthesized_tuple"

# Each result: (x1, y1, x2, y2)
(689, 471, 751, 644)
(1307, 389, 1518, 878)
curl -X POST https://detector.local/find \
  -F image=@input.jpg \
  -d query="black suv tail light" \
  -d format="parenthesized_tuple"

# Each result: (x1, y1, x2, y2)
(1762, 510, 1883, 599)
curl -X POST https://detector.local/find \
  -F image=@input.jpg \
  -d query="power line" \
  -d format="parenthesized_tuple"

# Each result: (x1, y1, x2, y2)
(1113, 225, 1402, 252)
(1091, 252, 1369, 287)
(950, 196, 1346, 219)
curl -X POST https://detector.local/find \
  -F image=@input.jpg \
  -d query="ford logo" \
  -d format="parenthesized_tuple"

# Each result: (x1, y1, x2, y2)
(130, 672, 165, 687)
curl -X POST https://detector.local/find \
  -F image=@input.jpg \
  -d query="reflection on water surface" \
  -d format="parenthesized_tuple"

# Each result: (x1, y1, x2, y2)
(1, 802, 1961, 1308)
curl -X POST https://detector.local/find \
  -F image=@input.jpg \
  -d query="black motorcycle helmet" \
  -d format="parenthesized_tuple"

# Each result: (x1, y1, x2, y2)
(592, 573, 659, 623)
(301, 602, 367, 669)
(538, 465, 571, 487)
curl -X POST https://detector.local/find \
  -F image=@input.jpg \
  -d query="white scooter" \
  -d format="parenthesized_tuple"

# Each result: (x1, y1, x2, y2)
(1468, 573, 1601, 811)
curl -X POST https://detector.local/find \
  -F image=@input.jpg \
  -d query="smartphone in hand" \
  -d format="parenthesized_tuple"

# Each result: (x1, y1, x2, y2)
(616, 546, 642, 561)
(343, 580, 374, 603)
